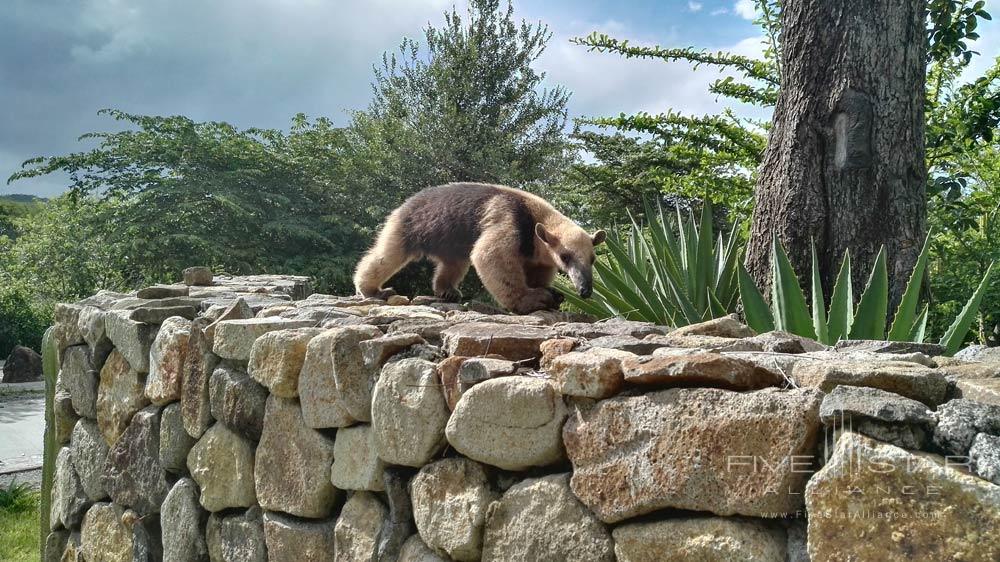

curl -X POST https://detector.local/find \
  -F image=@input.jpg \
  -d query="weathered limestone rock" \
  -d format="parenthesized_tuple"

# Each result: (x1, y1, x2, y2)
(956, 377, 1000, 406)
(411, 458, 497, 561)
(161, 478, 209, 562)
(181, 318, 219, 439)
(372, 358, 450, 467)
(51, 447, 90, 529)
(565, 387, 822, 522)
(587, 334, 667, 355)
(62, 345, 99, 418)
(129, 305, 198, 324)
(187, 423, 257, 511)
(442, 322, 556, 361)
(80, 503, 133, 562)
(621, 352, 784, 390)
(212, 318, 314, 361)
(137, 284, 190, 299)
(263, 511, 337, 562)
(352, 332, 426, 417)
(835, 339, 945, 356)
(933, 398, 1000, 455)
(437, 355, 469, 410)
(206, 507, 266, 562)
(210, 364, 268, 441)
(539, 338, 580, 371)
(459, 357, 517, 386)
(387, 318, 455, 346)
(745, 330, 828, 353)
(70, 419, 109, 501)
(54, 390, 79, 445)
(145, 316, 191, 405)
(255, 396, 339, 518)
(671, 314, 754, 338)
(78, 305, 113, 361)
(331, 424, 385, 491)
(183, 266, 214, 286)
(549, 348, 635, 398)
(971, 433, 1000, 485)
(298, 325, 381, 427)
(481, 473, 613, 562)
(792, 360, 948, 406)
(806, 432, 1000, 561)
(204, 297, 255, 338)
(248, 327, 322, 397)
(333, 492, 387, 562)
(647, 333, 763, 352)
(612, 517, 787, 562)
(53, 303, 85, 353)
(2, 344, 42, 383)
(399, 535, 449, 562)
(102, 406, 170, 515)
(368, 304, 445, 321)
(160, 402, 197, 474)
(105, 310, 159, 372)
(43, 530, 70, 562)
(819, 385, 935, 449)
(954, 344, 1000, 363)
(97, 350, 150, 446)
(446, 376, 568, 471)
(555, 318, 664, 339)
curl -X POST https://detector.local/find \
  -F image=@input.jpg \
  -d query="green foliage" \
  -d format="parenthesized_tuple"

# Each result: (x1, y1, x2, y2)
(554, 200, 741, 326)
(0, 285, 50, 357)
(0, 481, 34, 512)
(0, 481, 39, 562)
(740, 237, 995, 353)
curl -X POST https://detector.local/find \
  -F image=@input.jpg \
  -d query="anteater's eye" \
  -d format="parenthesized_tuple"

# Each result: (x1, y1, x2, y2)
(560, 253, 573, 263)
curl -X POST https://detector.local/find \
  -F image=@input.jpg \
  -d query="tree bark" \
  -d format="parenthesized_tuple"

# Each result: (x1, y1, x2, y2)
(746, 0, 927, 308)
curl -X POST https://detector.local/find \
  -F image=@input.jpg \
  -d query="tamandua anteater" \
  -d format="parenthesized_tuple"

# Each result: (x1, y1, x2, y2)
(354, 182, 606, 314)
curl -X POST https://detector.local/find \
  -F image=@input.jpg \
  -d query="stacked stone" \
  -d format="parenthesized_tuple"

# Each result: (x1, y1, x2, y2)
(45, 270, 1000, 562)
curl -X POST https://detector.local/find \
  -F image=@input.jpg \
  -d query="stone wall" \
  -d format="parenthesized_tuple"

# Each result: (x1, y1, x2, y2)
(42, 269, 1000, 561)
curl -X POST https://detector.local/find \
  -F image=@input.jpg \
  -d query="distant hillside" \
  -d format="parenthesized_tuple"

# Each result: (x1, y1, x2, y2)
(0, 194, 47, 203)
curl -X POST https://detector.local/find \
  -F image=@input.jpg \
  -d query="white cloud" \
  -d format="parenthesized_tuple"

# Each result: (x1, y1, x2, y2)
(734, 0, 756, 20)
(688, 2, 703, 12)
(711, 8, 730, 16)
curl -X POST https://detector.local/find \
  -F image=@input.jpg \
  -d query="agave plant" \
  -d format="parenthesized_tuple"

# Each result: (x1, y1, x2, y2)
(555, 200, 742, 326)
(738, 234, 995, 355)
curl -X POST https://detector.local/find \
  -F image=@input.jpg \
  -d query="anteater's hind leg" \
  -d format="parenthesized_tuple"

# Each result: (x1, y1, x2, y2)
(354, 215, 415, 298)
(432, 258, 470, 302)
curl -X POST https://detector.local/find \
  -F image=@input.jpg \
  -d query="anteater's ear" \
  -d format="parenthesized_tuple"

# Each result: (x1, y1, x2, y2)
(591, 230, 607, 246)
(535, 223, 555, 246)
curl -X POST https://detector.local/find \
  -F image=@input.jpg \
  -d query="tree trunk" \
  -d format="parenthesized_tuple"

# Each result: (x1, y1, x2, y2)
(745, 0, 927, 309)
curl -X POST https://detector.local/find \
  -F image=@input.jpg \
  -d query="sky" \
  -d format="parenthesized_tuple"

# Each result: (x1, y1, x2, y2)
(2, 0, 998, 197)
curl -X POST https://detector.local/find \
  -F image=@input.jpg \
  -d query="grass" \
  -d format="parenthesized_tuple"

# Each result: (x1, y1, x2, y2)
(0, 481, 40, 562)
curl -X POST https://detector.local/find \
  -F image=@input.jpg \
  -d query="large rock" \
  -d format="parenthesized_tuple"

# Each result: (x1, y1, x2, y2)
(137, 284, 190, 299)
(1, 344, 42, 383)
(333, 492, 387, 562)
(806, 432, 1000, 561)
(206, 507, 266, 562)
(621, 352, 785, 390)
(53, 303, 85, 353)
(204, 297, 255, 338)
(612, 517, 787, 562)
(442, 322, 556, 361)
(255, 396, 339, 518)
(446, 376, 567, 471)
(411, 458, 497, 561)
(183, 266, 214, 286)
(955, 377, 1000, 406)
(372, 358, 450, 467)
(263, 511, 336, 562)
(330, 325, 392, 423)
(954, 344, 1000, 363)
(212, 318, 314, 361)
(61, 345, 99, 418)
(97, 350, 150, 446)
(819, 385, 936, 449)
(160, 402, 197, 474)
(102, 406, 170, 515)
(330, 424, 385, 491)
(670, 314, 754, 338)
(932, 398, 1000, 455)
(481, 473, 614, 562)
(298, 326, 381, 428)
(181, 318, 219, 439)
(187, 423, 257, 512)
(548, 348, 635, 399)
(970, 433, 1000, 485)
(51, 447, 90, 529)
(352, 332, 426, 418)
(209, 364, 268, 441)
(835, 339, 945, 356)
(647, 333, 763, 352)
(70, 419, 109, 501)
(43, 530, 70, 562)
(145, 316, 191, 405)
(80, 503, 134, 562)
(105, 310, 159, 372)
(161, 478, 209, 562)
(791, 360, 948, 406)
(248, 327, 322, 397)
(399, 535, 449, 562)
(555, 318, 665, 339)
(564, 387, 822, 522)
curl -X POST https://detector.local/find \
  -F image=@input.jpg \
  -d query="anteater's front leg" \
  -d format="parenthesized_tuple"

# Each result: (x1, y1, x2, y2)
(471, 229, 559, 314)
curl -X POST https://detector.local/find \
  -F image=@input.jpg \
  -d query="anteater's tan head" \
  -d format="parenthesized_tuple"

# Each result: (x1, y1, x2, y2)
(535, 223, 606, 298)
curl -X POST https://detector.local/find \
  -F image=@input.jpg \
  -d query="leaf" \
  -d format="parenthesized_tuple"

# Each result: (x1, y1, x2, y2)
(738, 263, 774, 333)
(769, 236, 815, 338)
(810, 240, 829, 344)
(849, 247, 888, 340)
(826, 249, 854, 343)
(909, 304, 929, 343)
(887, 232, 931, 341)
(940, 262, 995, 355)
